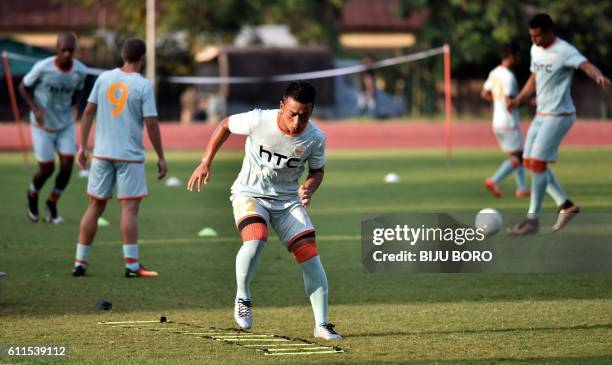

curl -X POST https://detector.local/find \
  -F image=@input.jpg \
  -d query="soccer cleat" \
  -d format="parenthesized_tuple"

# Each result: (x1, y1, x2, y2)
(314, 323, 342, 340)
(26, 192, 39, 222)
(234, 298, 253, 330)
(552, 205, 580, 232)
(506, 217, 539, 236)
(73, 265, 87, 277)
(44, 200, 64, 224)
(125, 265, 158, 278)
(515, 189, 530, 199)
(484, 178, 502, 198)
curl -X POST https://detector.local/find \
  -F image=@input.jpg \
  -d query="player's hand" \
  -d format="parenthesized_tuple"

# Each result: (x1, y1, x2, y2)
(76, 147, 89, 170)
(528, 97, 537, 107)
(157, 158, 167, 180)
(187, 162, 211, 192)
(33, 108, 45, 127)
(596, 74, 610, 89)
(299, 185, 313, 208)
(507, 98, 519, 112)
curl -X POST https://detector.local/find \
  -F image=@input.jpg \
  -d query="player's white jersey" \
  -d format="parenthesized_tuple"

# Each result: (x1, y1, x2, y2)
(228, 109, 326, 200)
(530, 38, 586, 115)
(483, 66, 520, 129)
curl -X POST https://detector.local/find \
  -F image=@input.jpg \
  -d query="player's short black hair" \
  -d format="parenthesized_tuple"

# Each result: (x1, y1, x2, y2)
(529, 13, 554, 31)
(121, 38, 147, 63)
(56, 32, 77, 47)
(283, 81, 316, 106)
(500, 42, 519, 59)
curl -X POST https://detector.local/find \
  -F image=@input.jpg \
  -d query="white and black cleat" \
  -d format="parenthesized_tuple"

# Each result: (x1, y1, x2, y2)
(552, 205, 580, 232)
(234, 298, 253, 330)
(44, 200, 64, 224)
(26, 192, 39, 222)
(314, 323, 342, 340)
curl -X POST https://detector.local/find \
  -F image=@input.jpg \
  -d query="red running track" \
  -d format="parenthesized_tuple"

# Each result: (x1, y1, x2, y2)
(0, 120, 610, 151)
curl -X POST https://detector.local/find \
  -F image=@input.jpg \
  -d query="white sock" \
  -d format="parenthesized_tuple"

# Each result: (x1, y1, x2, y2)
(74, 243, 91, 268)
(123, 243, 139, 271)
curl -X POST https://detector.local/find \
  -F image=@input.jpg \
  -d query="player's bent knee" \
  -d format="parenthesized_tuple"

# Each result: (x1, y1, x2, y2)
(39, 162, 55, 176)
(530, 160, 547, 173)
(291, 242, 318, 264)
(510, 151, 523, 168)
(238, 216, 268, 242)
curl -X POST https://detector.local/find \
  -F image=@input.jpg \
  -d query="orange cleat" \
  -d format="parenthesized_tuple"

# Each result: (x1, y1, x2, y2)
(515, 190, 530, 198)
(484, 178, 502, 198)
(125, 265, 158, 278)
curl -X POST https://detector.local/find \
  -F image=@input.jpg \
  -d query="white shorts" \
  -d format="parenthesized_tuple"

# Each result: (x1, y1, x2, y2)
(523, 114, 575, 162)
(87, 158, 148, 200)
(493, 127, 523, 153)
(231, 194, 315, 247)
(31, 124, 76, 162)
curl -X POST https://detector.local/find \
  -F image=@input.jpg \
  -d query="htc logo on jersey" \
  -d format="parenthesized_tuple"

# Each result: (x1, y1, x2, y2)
(259, 145, 301, 168)
(533, 62, 553, 73)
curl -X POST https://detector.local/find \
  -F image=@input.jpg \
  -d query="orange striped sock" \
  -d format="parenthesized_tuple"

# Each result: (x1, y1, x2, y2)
(49, 188, 63, 203)
(123, 243, 139, 271)
(74, 243, 91, 268)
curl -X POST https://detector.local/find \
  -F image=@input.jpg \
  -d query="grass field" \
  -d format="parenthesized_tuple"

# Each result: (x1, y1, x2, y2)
(1, 147, 611, 364)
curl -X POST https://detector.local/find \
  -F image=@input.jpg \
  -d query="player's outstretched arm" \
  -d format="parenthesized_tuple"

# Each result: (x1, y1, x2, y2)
(299, 167, 324, 208)
(508, 73, 535, 111)
(144, 117, 167, 180)
(187, 117, 232, 192)
(579, 61, 611, 89)
(18, 82, 44, 126)
(77, 102, 97, 170)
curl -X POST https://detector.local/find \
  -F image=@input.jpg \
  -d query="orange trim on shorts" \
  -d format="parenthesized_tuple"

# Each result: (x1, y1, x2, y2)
(291, 242, 318, 264)
(93, 156, 144, 163)
(117, 194, 147, 201)
(86, 192, 112, 200)
(536, 111, 575, 116)
(287, 229, 316, 251)
(530, 159, 548, 173)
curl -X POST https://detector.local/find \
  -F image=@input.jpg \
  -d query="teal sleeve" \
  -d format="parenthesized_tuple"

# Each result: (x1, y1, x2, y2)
(142, 82, 158, 117)
(22, 61, 42, 87)
(87, 77, 101, 104)
(308, 136, 326, 170)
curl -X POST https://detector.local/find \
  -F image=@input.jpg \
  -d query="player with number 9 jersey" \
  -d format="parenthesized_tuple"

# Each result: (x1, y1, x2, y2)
(87, 68, 157, 162)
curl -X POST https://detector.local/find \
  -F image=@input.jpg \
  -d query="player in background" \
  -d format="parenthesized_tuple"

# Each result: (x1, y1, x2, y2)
(188, 81, 342, 340)
(20, 33, 87, 224)
(72, 38, 167, 277)
(507, 13, 610, 235)
(481, 43, 529, 199)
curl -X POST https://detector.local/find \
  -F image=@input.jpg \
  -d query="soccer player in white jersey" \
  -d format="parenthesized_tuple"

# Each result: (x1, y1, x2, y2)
(481, 43, 529, 199)
(72, 38, 167, 277)
(20, 33, 87, 224)
(188, 81, 341, 340)
(507, 14, 610, 235)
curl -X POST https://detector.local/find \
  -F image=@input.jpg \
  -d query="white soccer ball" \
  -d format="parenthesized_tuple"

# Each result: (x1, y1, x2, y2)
(475, 208, 502, 236)
(384, 172, 400, 183)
